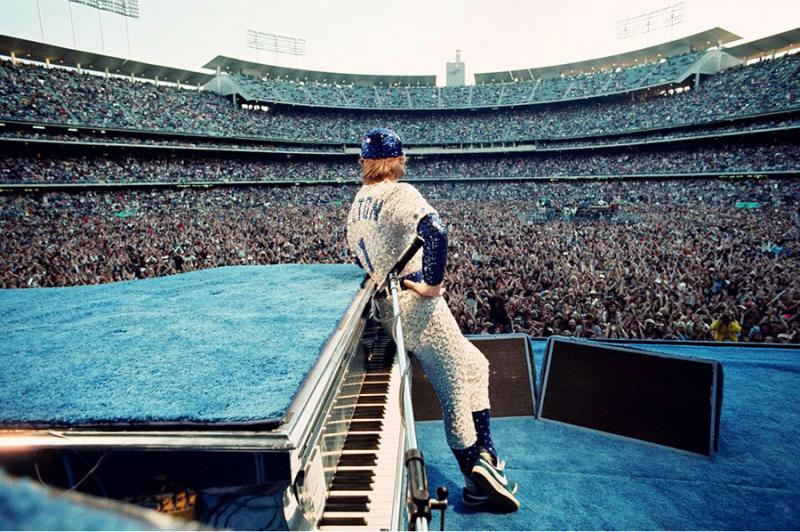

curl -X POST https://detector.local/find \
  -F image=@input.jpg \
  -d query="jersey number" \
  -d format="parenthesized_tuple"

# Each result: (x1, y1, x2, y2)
(358, 238, 374, 273)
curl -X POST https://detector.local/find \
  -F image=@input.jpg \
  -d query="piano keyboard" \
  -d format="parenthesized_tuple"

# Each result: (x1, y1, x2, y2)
(319, 327, 405, 531)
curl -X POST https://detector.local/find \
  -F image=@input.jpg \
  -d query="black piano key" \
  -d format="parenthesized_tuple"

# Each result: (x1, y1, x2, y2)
(326, 495, 370, 504)
(325, 503, 369, 513)
(344, 432, 380, 442)
(345, 431, 380, 440)
(343, 434, 380, 450)
(348, 421, 383, 434)
(333, 470, 374, 481)
(353, 406, 385, 419)
(338, 453, 377, 467)
(331, 471, 373, 479)
(330, 479, 373, 490)
(360, 383, 390, 394)
(342, 442, 379, 452)
(348, 421, 383, 432)
(331, 473, 373, 482)
(324, 495, 371, 513)
(363, 374, 390, 382)
(319, 516, 368, 527)
(357, 395, 387, 406)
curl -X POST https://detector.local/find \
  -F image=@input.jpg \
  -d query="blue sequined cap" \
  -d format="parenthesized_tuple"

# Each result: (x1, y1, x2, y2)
(361, 127, 404, 159)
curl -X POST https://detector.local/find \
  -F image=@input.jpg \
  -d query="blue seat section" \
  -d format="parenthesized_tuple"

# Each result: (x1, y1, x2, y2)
(417, 339, 800, 530)
(0, 469, 168, 530)
(0, 264, 363, 428)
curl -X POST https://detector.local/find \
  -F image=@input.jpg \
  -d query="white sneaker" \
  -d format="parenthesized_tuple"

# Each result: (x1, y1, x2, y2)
(469, 450, 520, 512)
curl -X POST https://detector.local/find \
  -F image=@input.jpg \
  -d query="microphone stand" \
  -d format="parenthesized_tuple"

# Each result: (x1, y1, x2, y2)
(378, 238, 448, 531)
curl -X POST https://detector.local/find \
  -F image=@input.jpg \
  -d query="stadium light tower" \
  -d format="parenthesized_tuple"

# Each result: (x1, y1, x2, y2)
(615, 2, 684, 40)
(67, 0, 139, 56)
(446, 50, 465, 87)
(69, 0, 139, 18)
(247, 29, 306, 59)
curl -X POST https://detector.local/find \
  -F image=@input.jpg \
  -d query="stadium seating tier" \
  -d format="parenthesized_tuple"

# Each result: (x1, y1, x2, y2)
(1, 53, 798, 146)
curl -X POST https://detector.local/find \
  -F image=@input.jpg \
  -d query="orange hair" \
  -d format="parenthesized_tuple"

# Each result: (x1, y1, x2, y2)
(359, 156, 406, 185)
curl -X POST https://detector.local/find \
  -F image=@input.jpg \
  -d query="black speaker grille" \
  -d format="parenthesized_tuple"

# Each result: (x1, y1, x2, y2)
(540, 339, 718, 455)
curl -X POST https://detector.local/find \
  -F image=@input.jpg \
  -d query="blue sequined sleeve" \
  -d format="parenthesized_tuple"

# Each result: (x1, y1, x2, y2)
(417, 213, 448, 286)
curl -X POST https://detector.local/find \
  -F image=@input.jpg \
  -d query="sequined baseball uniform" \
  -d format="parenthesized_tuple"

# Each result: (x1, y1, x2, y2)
(346, 180, 491, 449)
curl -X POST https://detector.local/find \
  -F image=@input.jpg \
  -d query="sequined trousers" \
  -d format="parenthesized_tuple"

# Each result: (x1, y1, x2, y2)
(378, 290, 490, 450)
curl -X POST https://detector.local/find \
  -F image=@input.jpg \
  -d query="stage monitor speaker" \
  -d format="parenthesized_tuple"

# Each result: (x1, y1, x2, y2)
(411, 334, 537, 421)
(538, 337, 723, 456)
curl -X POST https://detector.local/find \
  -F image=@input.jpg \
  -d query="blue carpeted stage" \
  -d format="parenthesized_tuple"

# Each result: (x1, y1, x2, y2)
(0, 264, 364, 428)
(417, 339, 800, 530)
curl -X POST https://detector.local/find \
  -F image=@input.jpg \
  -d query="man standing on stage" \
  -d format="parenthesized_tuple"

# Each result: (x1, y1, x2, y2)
(346, 127, 520, 512)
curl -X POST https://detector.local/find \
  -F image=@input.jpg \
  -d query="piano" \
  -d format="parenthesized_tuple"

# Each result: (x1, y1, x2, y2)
(0, 267, 415, 531)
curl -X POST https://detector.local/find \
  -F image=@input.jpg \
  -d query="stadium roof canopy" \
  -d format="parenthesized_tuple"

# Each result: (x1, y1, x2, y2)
(203, 56, 436, 87)
(474, 27, 742, 83)
(723, 27, 800, 59)
(0, 34, 213, 86)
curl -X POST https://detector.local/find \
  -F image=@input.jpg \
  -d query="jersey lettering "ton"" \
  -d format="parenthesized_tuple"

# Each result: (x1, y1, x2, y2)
(346, 181, 435, 285)
(348, 196, 384, 223)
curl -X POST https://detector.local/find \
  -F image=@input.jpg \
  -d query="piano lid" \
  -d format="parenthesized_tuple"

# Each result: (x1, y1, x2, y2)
(0, 265, 367, 448)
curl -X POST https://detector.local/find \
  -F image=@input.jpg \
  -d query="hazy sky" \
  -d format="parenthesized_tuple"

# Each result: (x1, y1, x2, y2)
(2, 0, 799, 84)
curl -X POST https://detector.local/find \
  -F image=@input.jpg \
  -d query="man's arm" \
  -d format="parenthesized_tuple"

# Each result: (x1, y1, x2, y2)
(403, 213, 448, 297)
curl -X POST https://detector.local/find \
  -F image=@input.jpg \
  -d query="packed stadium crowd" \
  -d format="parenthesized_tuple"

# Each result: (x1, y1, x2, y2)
(1, 52, 798, 145)
(0, 130, 348, 152)
(536, 117, 800, 149)
(2, 140, 797, 183)
(230, 51, 702, 108)
(2, 115, 797, 151)
(2, 48, 799, 344)
(2, 179, 798, 343)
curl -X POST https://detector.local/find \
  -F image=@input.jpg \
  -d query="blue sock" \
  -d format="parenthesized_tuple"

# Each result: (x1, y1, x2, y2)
(472, 409, 498, 461)
(451, 443, 479, 475)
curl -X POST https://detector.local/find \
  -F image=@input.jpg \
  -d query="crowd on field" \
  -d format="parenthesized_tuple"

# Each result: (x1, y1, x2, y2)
(2, 179, 798, 343)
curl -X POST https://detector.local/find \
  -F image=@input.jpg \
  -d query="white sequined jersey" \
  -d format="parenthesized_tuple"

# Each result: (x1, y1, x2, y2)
(346, 181, 434, 285)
